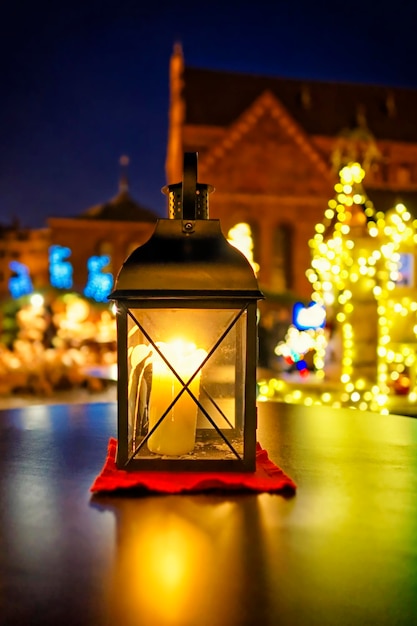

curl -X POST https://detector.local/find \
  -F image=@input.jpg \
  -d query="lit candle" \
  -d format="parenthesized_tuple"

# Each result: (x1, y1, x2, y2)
(147, 340, 207, 456)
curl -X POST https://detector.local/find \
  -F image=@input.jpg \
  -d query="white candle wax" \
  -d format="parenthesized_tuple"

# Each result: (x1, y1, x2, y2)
(147, 340, 207, 456)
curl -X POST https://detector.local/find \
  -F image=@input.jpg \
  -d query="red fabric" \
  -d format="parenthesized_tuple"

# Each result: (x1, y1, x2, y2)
(90, 438, 296, 495)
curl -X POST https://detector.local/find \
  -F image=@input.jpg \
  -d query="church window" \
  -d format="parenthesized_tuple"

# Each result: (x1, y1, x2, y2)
(271, 224, 292, 292)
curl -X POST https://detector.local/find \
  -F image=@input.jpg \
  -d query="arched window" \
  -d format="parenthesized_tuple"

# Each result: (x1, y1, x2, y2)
(271, 224, 292, 292)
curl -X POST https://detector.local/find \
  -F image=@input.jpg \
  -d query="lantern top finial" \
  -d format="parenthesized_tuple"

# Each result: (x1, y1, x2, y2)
(162, 152, 214, 220)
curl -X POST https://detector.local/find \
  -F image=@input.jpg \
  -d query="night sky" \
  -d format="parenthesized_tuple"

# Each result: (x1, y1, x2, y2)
(2, 0, 417, 229)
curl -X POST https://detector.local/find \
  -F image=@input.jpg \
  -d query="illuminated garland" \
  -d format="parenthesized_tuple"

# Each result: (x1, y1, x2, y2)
(9, 248, 114, 304)
(84, 255, 114, 303)
(49, 245, 73, 289)
(8, 261, 34, 299)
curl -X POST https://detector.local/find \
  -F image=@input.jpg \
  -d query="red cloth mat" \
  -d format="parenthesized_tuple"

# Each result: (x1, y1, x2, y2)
(90, 438, 296, 495)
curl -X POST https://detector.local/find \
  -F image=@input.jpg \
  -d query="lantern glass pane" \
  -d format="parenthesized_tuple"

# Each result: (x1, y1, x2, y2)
(126, 307, 247, 462)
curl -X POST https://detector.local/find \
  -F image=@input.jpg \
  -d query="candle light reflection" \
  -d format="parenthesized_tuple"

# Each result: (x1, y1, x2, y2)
(111, 509, 213, 626)
(106, 498, 266, 626)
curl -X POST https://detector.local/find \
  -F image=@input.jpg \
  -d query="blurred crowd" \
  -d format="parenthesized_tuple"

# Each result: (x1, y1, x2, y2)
(0, 293, 116, 397)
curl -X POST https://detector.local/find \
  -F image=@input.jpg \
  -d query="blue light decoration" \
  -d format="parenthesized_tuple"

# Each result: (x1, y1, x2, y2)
(49, 245, 73, 289)
(293, 301, 326, 331)
(275, 303, 327, 378)
(84, 255, 114, 303)
(9, 261, 34, 299)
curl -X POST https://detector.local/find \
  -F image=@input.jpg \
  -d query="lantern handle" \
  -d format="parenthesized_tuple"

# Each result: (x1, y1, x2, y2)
(182, 152, 198, 221)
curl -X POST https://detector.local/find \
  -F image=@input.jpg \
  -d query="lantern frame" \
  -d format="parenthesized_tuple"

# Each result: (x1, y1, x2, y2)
(110, 153, 263, 472)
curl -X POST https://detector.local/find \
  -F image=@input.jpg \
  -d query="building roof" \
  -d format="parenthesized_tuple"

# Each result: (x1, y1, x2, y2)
(80, 175, 158, 223)
(81, 190, 158, 222)
(183, 66, 417, 143)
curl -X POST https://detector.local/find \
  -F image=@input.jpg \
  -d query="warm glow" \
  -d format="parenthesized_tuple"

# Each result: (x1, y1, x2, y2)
(112, 511, 213, 625)
(30, 293, 44, 308)
(66, 297, 90, 323)
(130, 339, 207, 456)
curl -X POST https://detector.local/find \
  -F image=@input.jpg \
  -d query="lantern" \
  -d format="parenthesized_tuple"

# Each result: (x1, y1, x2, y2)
(110, 153, 263, 472)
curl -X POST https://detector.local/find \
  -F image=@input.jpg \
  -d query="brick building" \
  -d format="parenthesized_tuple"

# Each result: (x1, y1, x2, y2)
(47, 174, 157, 294)
(166, 44, 417, 303)
(0, 175, 157, 301)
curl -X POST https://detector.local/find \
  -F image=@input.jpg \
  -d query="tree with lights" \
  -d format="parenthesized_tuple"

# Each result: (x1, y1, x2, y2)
(307, 162, 378, 381)
(307, 162, 417, 413)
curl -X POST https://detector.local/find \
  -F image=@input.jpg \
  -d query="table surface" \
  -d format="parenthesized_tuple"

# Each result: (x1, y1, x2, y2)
(1, 400, 417, 626)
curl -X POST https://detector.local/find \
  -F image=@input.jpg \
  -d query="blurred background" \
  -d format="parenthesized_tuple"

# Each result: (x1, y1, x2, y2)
(2, 0, 417, 413)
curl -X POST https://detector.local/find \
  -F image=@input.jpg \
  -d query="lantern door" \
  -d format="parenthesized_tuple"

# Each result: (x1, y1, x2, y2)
(116, 299, 257, 471)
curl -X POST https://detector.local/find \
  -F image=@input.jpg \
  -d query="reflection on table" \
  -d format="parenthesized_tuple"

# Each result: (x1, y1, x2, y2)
(1, 401, 416, 626)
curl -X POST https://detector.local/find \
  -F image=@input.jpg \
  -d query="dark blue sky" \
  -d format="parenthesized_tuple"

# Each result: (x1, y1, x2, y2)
(2, 0, 417, 228)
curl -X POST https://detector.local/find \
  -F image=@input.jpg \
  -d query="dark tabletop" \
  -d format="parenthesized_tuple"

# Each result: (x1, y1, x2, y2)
(1, 400, 417, 626)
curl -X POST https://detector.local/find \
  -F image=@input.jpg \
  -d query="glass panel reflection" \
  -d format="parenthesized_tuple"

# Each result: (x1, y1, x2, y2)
(126, 308, 247, 462)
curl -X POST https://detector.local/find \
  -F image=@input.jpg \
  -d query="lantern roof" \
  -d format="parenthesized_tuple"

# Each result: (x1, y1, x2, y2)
(111, 217, 263, 299)
(112, 152, 263, 300)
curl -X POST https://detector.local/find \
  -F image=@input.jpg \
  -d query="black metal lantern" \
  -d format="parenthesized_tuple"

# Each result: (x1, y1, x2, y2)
(110, 153, 263, 472)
